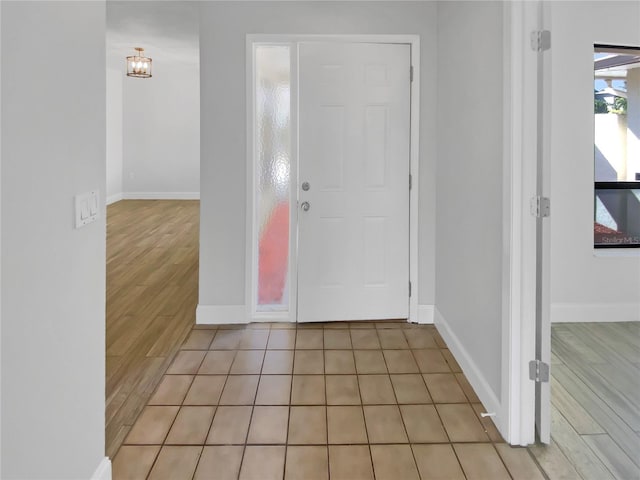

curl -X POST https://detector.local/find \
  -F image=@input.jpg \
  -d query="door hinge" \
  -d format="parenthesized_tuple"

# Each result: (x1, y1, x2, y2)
(410, 65, 414, 83)
(529, 360, 550, 383)
(409, 281, 412, 297)
(530, 196, 550, 218)
(409, 174, 412, 190)
(530, 30, 551, 52)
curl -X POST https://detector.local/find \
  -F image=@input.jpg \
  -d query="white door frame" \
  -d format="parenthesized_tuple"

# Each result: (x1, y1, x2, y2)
(502, 0, 547, 446)
(245, 34, 420, 324)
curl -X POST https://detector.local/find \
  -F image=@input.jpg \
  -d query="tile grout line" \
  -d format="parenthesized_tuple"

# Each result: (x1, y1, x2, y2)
(188, 446, 205, 480)
(350, 327, 377, 480)
(130, 339, 210, 479)
(181, 328, 231, 480)
(526, 445, 552, 480)
(190, 344, 237, 477)
(405, 333, 472, 479)
(378, 327, 423, 477)
(179, 345, 205, 480)
(489, 441, 516, 480)
(234, 325, 272, 480)
(281, 324, 300, 480)
(322, 329, 331, 480)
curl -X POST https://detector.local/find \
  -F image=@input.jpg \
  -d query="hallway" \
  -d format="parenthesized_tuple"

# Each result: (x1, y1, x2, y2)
(112, 321, 544, 479)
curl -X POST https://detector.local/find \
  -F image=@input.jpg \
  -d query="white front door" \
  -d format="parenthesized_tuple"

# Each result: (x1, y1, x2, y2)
(297, 42, 411, 322)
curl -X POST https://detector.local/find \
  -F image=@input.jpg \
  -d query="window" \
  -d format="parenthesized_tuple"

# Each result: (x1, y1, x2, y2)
(594, 45, 640, 248)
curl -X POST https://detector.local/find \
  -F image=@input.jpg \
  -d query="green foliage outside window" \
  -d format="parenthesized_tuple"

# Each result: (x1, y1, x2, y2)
(594, 97, 609, 113)
(594, 94, 627, 115)
(611, 97, 627, 115)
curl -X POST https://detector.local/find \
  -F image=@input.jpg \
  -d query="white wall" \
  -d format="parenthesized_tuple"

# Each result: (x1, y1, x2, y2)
(106, 62, 123, 204)
(198, 1, 437, 315)
(595, 114, 626, 182)
(550, 1, 640, 323)
(435, 0, 505, 412)
(122, 55, 200, 197)
(1, 2, 107, 478)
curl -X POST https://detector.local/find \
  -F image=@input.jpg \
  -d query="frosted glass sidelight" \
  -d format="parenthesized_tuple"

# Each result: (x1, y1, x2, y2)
(255, 45, 291, 311)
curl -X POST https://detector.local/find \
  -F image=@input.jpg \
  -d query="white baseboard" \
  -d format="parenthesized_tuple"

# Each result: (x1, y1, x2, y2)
(417, 304, 434, 324)
(551, 302, 640, 323)
(106, 193, 123, 205)
(91, 457, 112, 480)
(434, 307, 506, 437)
(196, 304, 247, 324)
(123, 192, 200, 200)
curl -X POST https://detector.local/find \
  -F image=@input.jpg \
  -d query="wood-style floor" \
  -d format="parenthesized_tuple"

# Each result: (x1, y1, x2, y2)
(106, 200, 200, 458)
(529, 322, 640, 480)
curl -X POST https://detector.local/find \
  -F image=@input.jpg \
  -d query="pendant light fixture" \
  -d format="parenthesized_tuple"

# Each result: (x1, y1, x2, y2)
(126, 47, 152, 78)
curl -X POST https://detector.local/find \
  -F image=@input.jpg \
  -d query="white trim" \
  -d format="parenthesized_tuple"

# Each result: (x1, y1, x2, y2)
(502, 0, 520, 446)
(290, 44, 300, 324)
(122, 192, 200, 200)
(435, 308, 506, 437)
(106, 193, 123, 205)
(537, 0, 553, 445)
(91, 457, 112, 480)
(416, 304, 434, 324)
(245, 34, 420, 324)
(250, 312, 296, 324)
(551, 303, 640, 323)
(408, 39, 420, 325)
(593, 249, 640, 258)
(245, 39, 255, 324)
(503, 0, 539, 446)
(196, 305, 248, 325)
(245, 39, 256, 324)
(0, 4, 3, 471)
(247, 34, 421, 45)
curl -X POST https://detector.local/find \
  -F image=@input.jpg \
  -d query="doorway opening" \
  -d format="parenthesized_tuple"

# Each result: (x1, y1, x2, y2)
(104, 2, 201, 458)
(529, 44, 640, 477)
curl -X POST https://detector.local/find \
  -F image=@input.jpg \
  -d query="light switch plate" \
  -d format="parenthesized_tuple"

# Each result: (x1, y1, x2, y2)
(75, 190, 99, 228)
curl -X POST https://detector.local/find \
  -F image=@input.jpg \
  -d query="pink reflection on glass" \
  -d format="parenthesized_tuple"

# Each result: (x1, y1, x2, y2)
(258, 201, 289, 304)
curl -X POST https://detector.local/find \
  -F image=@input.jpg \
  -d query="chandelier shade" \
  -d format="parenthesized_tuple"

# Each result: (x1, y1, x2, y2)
(126, 47, 152, 78)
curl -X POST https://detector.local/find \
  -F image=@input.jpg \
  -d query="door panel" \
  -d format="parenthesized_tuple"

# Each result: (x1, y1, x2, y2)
(297, 42, 411, 322)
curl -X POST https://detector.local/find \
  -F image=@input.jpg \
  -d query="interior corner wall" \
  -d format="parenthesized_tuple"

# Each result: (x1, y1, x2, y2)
(435, 1, 504, 404)
(1, 2, 107, 478)
(107, 61, 123, 204)
(549, 1, 640, 323)
(122, 55, 200, 198)
(198, 1, 437, 314)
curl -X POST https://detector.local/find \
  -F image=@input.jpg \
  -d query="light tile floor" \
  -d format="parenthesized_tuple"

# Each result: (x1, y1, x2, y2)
(113, 321, 546, 480)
